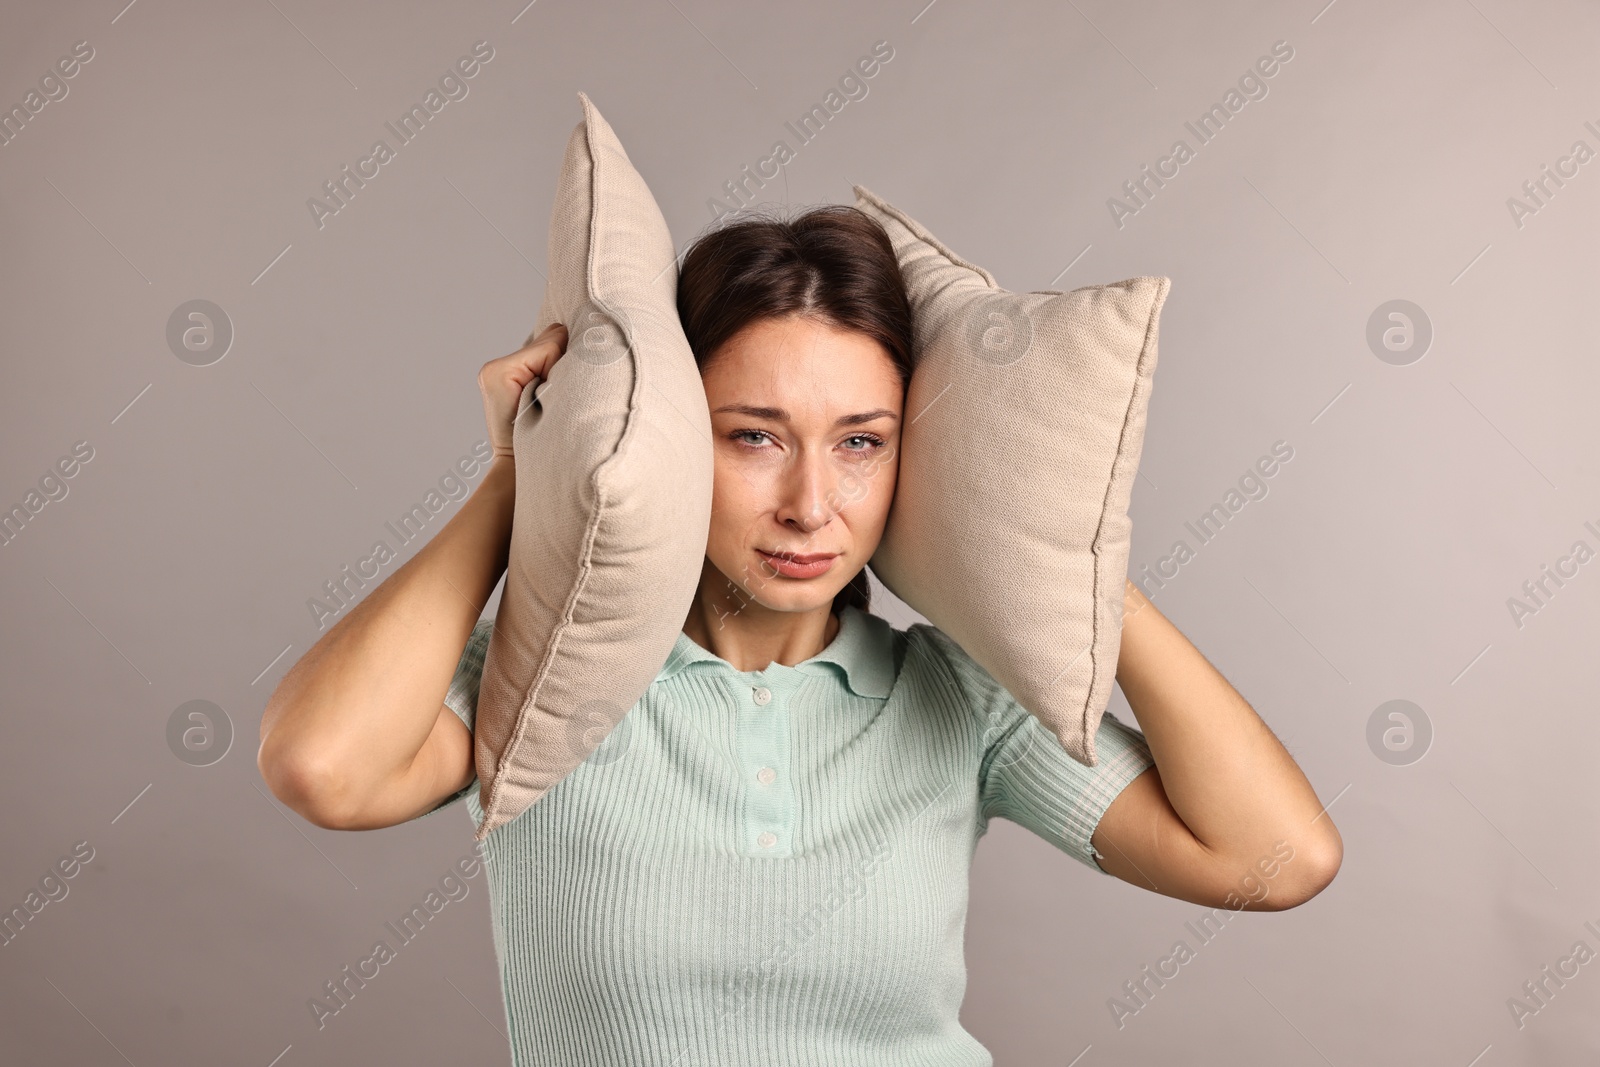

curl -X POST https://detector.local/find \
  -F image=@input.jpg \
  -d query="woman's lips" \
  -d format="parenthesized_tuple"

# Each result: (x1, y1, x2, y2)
(756, 549, 838, 579)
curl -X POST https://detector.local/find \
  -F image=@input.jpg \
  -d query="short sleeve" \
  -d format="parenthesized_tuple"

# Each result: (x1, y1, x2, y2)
(919, 625, 1156, 874)
(443, 617, 494, 733)
(417, 617, 494, 819)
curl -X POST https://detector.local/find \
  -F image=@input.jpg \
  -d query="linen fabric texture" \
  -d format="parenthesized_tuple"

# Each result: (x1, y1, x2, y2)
(471, 92, 713, 839)
(852, 184, 1170, 766)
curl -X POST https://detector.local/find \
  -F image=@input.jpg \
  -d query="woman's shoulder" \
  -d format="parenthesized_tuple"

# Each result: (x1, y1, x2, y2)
(889, 614, 968, 674)
(851, 608, 992, 706)
(887, 614, 1022, 719)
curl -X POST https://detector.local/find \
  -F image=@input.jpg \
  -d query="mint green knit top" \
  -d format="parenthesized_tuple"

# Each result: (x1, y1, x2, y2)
(419, 604, 1155, 1065)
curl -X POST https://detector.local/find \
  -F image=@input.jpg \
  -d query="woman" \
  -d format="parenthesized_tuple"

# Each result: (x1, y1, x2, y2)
(258, 204, 1342, 1064)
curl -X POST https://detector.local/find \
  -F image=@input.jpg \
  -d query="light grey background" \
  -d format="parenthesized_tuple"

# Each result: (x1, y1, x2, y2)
(3, 0, 1596, 1063)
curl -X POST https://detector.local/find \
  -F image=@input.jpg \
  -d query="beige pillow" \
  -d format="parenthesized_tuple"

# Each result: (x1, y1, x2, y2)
(853, 184, 1169, 767)
(471, 92, 713, 839)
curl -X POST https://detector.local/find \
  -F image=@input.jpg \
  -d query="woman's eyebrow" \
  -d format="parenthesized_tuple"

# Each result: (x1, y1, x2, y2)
(710, 404, 899, 427)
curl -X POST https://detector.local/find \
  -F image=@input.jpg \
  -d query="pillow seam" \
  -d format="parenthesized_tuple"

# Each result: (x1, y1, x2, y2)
(1082, 277, 1170, 767)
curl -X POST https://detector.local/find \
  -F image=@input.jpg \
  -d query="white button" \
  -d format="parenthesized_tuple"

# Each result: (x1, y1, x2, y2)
(756, 767, 776, 785)
(752, 686, 772, 705)
(756, 831, 777, 848)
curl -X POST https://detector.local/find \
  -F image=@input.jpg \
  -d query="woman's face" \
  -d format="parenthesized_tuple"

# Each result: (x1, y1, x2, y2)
(700, 314, 903, 617)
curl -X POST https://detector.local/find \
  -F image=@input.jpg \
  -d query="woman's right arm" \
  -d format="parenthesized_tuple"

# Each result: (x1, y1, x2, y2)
(257, 323, 567, 830)
(257, 456, 514, 829)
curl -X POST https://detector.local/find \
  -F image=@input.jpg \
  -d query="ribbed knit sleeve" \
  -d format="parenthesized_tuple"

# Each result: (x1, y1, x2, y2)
(443, 617, 494, 733)
(917, 624, 1155, 874)
(418, 616, 493, 819)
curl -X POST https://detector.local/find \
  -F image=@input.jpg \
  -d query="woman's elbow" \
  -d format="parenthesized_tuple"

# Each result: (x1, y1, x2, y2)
(257, 733, 360, 831)
(1267, 828, 1344, 910)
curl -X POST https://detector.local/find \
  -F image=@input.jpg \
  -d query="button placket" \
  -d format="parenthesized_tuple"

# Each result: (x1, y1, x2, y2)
(735, 673, 797, 858)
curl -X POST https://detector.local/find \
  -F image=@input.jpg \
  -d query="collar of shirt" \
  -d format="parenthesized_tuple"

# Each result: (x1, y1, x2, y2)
(652, 603, 896, 699)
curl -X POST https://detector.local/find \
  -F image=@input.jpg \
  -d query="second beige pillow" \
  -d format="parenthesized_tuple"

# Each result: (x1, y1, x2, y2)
(854, 183, 1169, 767)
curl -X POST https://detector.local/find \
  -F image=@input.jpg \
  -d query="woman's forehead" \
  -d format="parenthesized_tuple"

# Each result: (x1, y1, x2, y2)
(704, 318, 902, 412)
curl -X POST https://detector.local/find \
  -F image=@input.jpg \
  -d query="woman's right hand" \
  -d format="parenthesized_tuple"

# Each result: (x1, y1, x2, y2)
(478, 322, 569, 460)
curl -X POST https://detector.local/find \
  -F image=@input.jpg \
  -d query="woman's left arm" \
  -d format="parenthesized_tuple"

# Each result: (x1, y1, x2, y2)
(1090, 579, 1344, 910)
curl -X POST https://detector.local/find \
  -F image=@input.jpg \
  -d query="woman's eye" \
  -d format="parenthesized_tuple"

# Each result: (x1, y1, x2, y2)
(727, 430, 885, 453)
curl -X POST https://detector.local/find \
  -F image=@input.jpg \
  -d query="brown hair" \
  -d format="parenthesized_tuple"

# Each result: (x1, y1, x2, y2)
(676, 203, 913, 616)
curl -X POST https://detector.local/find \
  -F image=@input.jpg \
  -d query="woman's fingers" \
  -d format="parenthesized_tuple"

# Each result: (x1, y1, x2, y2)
(479, 323, 569, 459)
(516, 322, 570, 378)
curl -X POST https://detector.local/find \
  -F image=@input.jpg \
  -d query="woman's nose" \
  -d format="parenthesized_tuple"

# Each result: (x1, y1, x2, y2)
(775, 456, 838, 531)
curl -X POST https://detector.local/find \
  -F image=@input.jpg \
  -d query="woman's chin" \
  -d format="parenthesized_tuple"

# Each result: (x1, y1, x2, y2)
(732, 582, 844, 617)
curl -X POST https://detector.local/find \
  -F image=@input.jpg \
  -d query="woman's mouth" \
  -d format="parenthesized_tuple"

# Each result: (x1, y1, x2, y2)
(756, 549, 838, 579)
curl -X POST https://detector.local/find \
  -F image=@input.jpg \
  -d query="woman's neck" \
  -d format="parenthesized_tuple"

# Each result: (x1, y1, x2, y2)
(680, 572, 841, 672)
